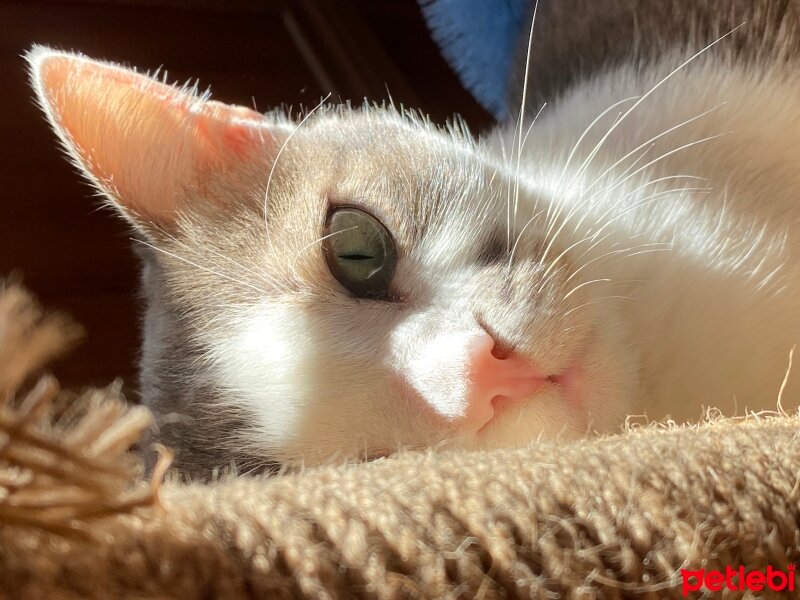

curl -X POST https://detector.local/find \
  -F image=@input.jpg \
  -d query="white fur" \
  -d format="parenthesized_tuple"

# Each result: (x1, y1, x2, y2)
(394, 318, 477, 421)
(489, 53, 800, 422)
(209, 303, 310, 446)
(28, 43, 800, 471)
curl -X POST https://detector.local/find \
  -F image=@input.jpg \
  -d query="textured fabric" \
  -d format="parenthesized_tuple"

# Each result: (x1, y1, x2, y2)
(2, 283, 800, 599)
(5, 417, 800, 599)
(418, 0, 528, 120)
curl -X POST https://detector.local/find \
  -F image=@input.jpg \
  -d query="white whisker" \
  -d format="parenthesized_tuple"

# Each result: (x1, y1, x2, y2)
(563, 242, 671, 286)
(563, 278, 612, 300)
(556, 24, 743, 200)
(263, 93, 332, 250)
(534, 26, 741, 265)
(514, 0, 540, 242)
(134, 239, 269, 295)
(582, 103, 725, 198)
(537, 185, 703, 290)
(508, 96, 637, 265)
(289, 226, 359, 279)
(539, 133, 723, 269)
(562, 296, 635, 319)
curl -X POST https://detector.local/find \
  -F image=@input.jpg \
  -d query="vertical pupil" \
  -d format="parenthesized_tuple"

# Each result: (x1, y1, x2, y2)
(322, 206, 397, 299)
(340, 254, 373, 260)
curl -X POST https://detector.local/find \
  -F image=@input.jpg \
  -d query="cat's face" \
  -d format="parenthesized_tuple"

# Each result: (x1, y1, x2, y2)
(28, 47, 634, 466)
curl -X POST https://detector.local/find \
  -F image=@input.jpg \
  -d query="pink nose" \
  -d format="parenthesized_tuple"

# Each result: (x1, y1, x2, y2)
(464, 332, 548, 428)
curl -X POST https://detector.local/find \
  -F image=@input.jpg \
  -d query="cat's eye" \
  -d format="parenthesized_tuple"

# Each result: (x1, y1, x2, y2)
(322, 207, 397, 299)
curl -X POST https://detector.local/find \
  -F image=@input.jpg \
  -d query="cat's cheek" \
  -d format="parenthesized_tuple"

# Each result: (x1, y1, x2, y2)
(388, 370, 463, 438)
(202, 304, 317, 447)
(574, 315, 640, 433)
(387, 310, 492, 428)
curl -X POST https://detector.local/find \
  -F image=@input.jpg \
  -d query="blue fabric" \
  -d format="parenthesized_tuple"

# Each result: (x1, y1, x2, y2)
(419, 0, 528, 121)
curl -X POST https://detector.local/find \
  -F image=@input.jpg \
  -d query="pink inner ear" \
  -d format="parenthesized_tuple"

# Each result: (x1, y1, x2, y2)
(199, 100, 269, 158)
(30, 48, 276, 224)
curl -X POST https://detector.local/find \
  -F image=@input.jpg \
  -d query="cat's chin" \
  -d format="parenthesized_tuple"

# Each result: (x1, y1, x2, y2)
(470, 388, 587, 449)
(467, 351, 629, 449)
(476, 360, 583, 436)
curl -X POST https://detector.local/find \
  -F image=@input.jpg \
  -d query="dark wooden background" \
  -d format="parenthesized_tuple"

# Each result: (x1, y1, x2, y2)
(0, 0, 491, 389)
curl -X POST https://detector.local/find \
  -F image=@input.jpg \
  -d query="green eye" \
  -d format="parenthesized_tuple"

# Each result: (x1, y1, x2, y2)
(322, 207, 397, 299)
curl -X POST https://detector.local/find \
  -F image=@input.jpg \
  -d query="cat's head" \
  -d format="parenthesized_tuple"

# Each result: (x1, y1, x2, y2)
(27, 47, 634, 467)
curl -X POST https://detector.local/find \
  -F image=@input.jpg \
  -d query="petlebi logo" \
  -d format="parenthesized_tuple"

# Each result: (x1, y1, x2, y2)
(681, 565, 796, 595)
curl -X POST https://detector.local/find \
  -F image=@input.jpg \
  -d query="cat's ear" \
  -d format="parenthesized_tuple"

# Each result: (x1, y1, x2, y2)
(26, 45, 283, 229)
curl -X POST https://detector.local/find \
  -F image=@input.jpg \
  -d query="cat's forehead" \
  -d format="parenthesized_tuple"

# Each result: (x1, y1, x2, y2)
(191, 105, 507, 281)
(282, 107, 495, 231)
(300, 107, 480, 177)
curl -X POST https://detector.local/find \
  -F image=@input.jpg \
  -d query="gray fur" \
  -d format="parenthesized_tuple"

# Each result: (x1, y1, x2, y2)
(135, 244, 275, 478)
(28, 3, 800, 480)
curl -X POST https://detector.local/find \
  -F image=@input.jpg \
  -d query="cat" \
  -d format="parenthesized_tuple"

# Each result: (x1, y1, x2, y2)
(26, 0, 800, 477)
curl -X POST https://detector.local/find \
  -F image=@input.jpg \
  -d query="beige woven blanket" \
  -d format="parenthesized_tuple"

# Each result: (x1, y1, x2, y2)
(2, 282, 799, 599)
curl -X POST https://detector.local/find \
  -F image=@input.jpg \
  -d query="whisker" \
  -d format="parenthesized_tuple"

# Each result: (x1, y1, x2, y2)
(563, 242, 671, 286)
(536, 185, 703, 291)
(570, 181, 710, 243)
(133, 239, 269, 295)
(293, 226, 357, 262)
(263, 93, 332, 251)
(595, 136, 726, 205)
(530, 179, 705, 291)
(535, 26, 741, 265)
(574, 178, 707, 246)
(513, 0, 540, 247)
(152, 224, 285, 290)
(582, 103, 725, 198)
(563, 278, 611, 300)
(520, 102, 547, 153)
(622, 246, 672, 259)
(549, 97, 638, 215)
(510, 101, 548, 257)
(289, 226, 358, 280)
(508, 97, 637, 266)
(554, 24, 743, 205)
(537, 100, 633, 248)
(504, 0, 541, 258)
(562, 296, 635, 319)
(539, 133, 723, 269)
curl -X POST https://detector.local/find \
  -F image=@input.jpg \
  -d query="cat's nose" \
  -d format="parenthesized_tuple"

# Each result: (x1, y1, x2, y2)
(464, 331, 548, 428)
